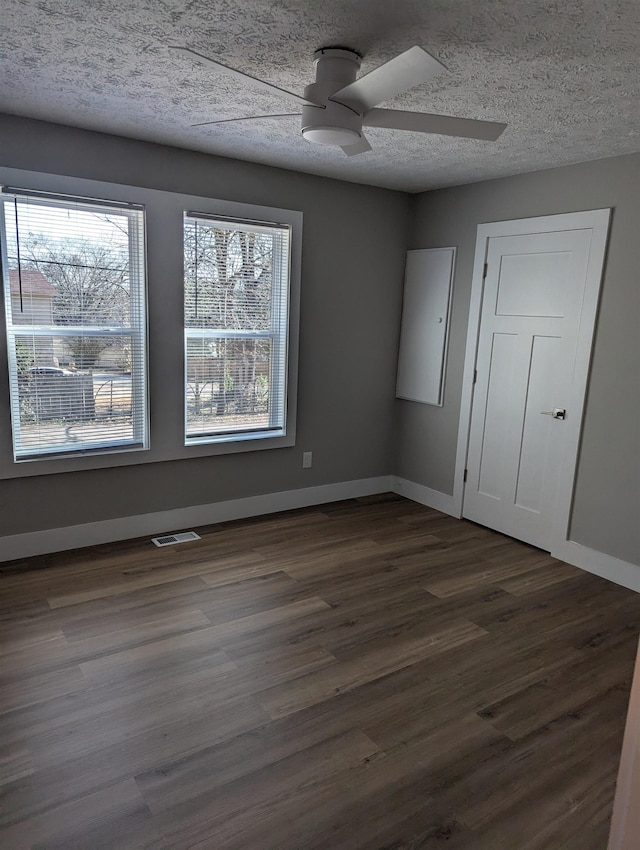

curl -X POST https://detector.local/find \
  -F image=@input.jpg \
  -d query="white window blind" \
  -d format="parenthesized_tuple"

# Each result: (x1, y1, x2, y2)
(0, 188, 148, 461)
(184, 213, 290, 445)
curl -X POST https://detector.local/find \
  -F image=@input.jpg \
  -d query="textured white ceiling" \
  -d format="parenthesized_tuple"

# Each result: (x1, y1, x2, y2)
(1, 0, 639, 192)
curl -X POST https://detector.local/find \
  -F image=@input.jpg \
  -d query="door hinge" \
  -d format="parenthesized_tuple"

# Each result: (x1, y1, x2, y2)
(473, 369, 477, 384)
(483, 262, 488, 279)
(463, 469, 468, 483)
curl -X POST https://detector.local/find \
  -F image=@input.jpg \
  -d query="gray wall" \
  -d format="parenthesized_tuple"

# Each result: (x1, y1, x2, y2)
(1, 115, 638, 568)
(0, 115, 410, 536)
(397, 153, 640, 565)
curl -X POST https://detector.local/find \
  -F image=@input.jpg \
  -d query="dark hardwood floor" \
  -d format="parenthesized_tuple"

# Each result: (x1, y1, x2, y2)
(1, 494, 639, 849)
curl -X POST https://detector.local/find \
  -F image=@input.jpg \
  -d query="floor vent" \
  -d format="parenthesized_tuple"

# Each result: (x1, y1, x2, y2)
(151, 531, 201, 547)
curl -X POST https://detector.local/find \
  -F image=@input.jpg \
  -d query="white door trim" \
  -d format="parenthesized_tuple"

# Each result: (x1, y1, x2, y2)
(452, 209, 611, 554)
(608, 637, 640, 850)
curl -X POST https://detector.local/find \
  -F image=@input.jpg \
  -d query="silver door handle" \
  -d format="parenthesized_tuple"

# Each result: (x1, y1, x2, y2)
(540, 408, 566, 420)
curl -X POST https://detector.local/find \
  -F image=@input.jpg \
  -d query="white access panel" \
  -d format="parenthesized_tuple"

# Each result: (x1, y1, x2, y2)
(396, 247, 455, 406)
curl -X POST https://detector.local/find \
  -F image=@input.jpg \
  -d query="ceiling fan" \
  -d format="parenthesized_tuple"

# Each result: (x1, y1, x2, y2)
(170, 44, 506, 156)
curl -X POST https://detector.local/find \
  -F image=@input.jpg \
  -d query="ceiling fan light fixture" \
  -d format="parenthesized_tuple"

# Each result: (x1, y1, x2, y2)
(302, 125, 361, 146)
(176, 43, 507, 156)
(301, 96, 363, 148)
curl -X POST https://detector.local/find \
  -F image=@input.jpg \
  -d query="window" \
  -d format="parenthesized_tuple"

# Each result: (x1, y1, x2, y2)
(0, 188, 148, 461)
(0, 169, 300, 479)
(183, 213, 291, 445)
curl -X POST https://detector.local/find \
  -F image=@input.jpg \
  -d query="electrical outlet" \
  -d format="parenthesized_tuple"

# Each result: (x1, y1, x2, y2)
(302, 451, 313, 469)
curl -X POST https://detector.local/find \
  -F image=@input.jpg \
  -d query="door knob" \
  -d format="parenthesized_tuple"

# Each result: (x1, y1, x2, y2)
(540, 408, 566, 420)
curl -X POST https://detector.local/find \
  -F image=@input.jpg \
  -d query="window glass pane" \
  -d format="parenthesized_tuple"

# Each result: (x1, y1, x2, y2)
(184, 214, 290, 445)
(184, 220, 277, 331)
(12, 333, 137, 457)
(1, 193, 147, 460)
(5, 203, 136, 329)
(186, 337, 272, 437)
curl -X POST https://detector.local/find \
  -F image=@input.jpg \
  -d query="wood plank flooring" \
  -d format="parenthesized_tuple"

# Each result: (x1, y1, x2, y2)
(2, 494, 640, 849)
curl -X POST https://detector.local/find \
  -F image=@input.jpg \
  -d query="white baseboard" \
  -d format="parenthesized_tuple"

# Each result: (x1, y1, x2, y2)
(390, 476, 460, 518)
(5, 473, 637, 599)
(1, 475, 394, 562)
(553, 539, 640, 594)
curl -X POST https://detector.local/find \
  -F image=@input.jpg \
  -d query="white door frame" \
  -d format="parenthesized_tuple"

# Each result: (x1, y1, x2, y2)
(452, 209, 611, 556)
(608, 637, 640, 849)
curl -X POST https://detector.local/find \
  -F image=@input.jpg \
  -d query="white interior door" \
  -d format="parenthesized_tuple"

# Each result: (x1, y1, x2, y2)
(463, 224, 603, 550)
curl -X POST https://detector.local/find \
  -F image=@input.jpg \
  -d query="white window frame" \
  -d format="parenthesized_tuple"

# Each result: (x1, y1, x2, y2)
(0, 186, 149, 463)
(183, 212, 291, 447)
(0, 167, 302, 480)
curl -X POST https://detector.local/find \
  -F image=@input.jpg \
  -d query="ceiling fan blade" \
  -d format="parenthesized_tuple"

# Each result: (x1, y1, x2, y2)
(331, 46, 446, 113)
(169, 46, 318, 106)
(340, 135, 373, 157)
(364, 108, 507, 141)
(192, 113, 301, 127)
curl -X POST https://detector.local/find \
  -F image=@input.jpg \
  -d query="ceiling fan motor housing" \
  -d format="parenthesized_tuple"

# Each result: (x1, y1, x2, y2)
(301, 48, 364, 146)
